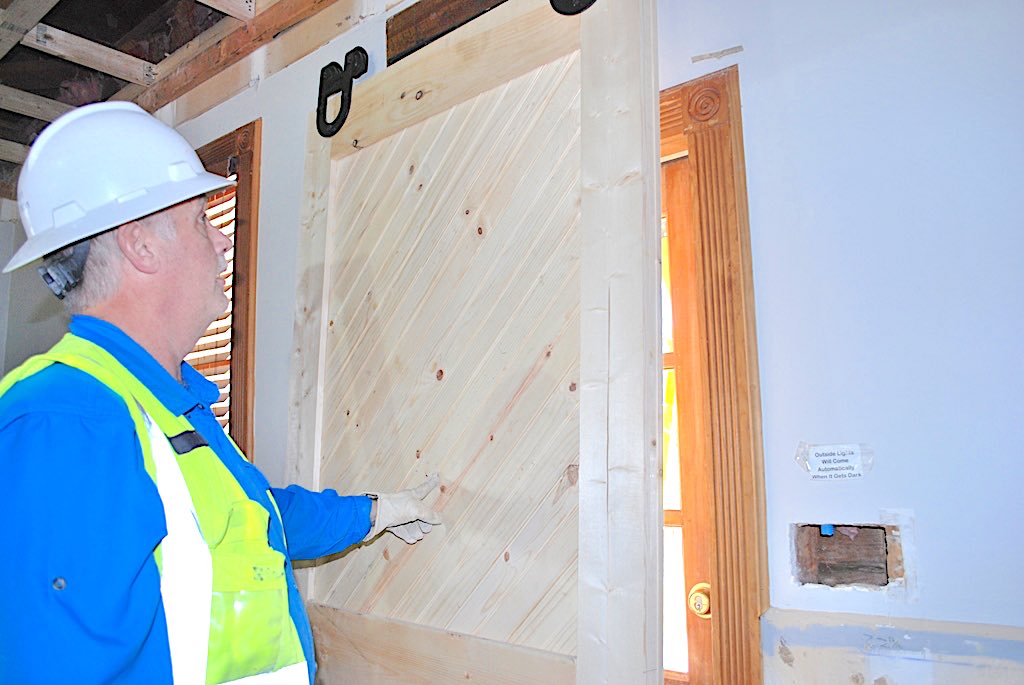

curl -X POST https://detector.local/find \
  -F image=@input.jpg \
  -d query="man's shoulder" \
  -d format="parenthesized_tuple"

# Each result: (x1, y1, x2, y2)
(0, 362, 131, 426)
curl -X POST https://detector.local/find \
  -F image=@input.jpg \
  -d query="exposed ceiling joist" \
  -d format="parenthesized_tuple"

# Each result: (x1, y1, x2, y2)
(0, 0, 62, 61)
(0, 138, 29, 164)
(111, 16, 242, 104)
(135, 0, 346, 113)
(21, 23, 158, 86)
(197, 0, 255, 22)
(0, 83, 73, 121)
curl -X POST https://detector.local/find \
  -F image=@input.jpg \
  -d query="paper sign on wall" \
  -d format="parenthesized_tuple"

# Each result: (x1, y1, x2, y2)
(795, 442, 874, 482)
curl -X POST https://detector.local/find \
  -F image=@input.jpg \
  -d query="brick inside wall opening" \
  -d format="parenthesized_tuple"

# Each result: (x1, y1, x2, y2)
(794, 524, 904, 587)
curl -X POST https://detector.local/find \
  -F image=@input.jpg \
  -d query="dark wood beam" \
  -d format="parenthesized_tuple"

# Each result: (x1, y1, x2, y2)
(386, 0, 509, 66)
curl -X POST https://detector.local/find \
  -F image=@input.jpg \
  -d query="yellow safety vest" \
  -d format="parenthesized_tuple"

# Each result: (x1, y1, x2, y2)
(0, 334, 307, 684)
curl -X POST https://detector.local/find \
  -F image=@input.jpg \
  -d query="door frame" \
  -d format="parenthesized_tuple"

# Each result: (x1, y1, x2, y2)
(661, 67, 768, 685)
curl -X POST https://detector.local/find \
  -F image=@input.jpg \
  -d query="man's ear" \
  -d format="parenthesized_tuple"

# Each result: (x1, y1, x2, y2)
(115, 220, 160, 274)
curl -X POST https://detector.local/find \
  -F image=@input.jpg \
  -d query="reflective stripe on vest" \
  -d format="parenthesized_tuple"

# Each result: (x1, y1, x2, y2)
(143, 407, 213, 684)
(0, 334, 307, 684)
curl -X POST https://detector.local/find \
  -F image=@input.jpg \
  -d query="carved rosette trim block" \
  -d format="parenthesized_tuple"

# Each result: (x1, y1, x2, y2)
(687, 86, 721, 123)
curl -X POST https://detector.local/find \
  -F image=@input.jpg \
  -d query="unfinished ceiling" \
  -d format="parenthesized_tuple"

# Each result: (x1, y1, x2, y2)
(0, 0, 335, 197)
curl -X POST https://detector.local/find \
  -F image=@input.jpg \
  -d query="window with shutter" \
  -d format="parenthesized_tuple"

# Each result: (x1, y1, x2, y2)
(191, 120, 261, 459)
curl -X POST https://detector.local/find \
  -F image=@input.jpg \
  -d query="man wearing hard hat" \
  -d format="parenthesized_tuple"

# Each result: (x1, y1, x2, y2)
(0, 102, 442, 684)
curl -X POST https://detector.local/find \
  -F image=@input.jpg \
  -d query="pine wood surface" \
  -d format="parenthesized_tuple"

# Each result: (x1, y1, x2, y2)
(329, 0, 580, 160)
(308, 603, 576, 684)
(576, 1, 663, 682)
(311, 53, 582, 657)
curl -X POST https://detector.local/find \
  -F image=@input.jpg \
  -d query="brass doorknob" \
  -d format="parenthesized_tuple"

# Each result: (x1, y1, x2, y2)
(687, 582, 712, 619)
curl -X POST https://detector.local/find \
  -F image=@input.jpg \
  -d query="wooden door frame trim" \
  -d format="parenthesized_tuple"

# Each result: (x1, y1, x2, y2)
(289, 0, 662, 682)
(578, 0, 662, 683)
(661, 67, 768, 685)
(197, 118, 262, 459)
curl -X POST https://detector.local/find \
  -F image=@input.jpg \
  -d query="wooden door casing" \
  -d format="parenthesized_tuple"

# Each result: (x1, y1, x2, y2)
(660, 69, 768, 685)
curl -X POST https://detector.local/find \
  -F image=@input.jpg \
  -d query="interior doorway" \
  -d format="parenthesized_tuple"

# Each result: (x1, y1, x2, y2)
(658, 67, 768, 685)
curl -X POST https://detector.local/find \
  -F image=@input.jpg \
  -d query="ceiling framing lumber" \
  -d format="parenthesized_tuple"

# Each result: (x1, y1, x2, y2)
(386, 0, 509, 66)
(20, 23, 158, 86)
(0, 83, 73, 122)
(111, 17, 242, 104)
(133, 0, 347, 113)
(0, 0, 62, 61)
(0, 138, 29, 164)
(197, 0, 256, 22)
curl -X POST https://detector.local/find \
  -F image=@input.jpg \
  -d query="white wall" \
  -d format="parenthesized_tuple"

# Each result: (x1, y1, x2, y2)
(658, 0, 1024, 631)
(0, 199, 65, 373)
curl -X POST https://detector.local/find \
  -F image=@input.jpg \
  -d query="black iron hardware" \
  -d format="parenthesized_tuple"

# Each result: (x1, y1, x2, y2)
(316, 46, 369, 138)
(550, 0, 598, 15)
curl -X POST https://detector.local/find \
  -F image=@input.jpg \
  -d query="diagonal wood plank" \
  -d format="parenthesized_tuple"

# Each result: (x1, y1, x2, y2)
(0, 0, 60, 61)
(312, 54, 583, 657)
(308, 603, 575, 684)
(319, 55, 580, 458)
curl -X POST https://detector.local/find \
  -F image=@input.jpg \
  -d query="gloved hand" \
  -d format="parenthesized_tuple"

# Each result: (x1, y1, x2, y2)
(364, 473, 443, 544)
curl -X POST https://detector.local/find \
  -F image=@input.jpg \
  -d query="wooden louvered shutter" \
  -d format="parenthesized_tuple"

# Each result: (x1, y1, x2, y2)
(192, 120, 261, 458)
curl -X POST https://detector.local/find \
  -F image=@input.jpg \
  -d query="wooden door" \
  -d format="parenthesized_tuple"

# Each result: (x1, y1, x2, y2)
(287, 1, 662, 683)
(662, 153, 714, 684)
(659, 69, 768, 685)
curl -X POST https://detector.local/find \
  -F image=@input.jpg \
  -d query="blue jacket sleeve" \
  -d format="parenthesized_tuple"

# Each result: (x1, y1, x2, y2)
(0, 367, 173, 685)
(270, 485, 372, 561)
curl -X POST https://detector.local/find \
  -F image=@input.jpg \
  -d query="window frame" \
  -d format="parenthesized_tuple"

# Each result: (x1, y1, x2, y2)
(195, 119, 261, 458)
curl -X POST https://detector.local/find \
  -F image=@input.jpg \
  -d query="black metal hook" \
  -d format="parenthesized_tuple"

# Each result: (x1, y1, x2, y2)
(316, 46, 369, 138)
(550, 0, 598, 16)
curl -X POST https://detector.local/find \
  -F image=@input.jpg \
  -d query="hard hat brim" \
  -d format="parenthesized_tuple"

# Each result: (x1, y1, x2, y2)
(3, 171, 235, 274)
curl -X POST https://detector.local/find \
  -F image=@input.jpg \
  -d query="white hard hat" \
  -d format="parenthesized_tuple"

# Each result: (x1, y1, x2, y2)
(3, 101, 235, 273)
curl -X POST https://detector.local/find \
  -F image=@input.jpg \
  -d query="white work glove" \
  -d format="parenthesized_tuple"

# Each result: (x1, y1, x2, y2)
(364, 473, 443, 544)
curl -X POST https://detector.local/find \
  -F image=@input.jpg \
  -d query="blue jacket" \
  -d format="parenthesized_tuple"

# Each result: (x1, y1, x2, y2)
(0, 315, 371, 684)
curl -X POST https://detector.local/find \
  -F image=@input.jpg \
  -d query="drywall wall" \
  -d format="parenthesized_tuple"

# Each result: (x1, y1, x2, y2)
(0, 202, 14, 373)
(763, 608, 1024, 684)
(657, 0, 1024, 630)
(0, 199, 65, 374)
